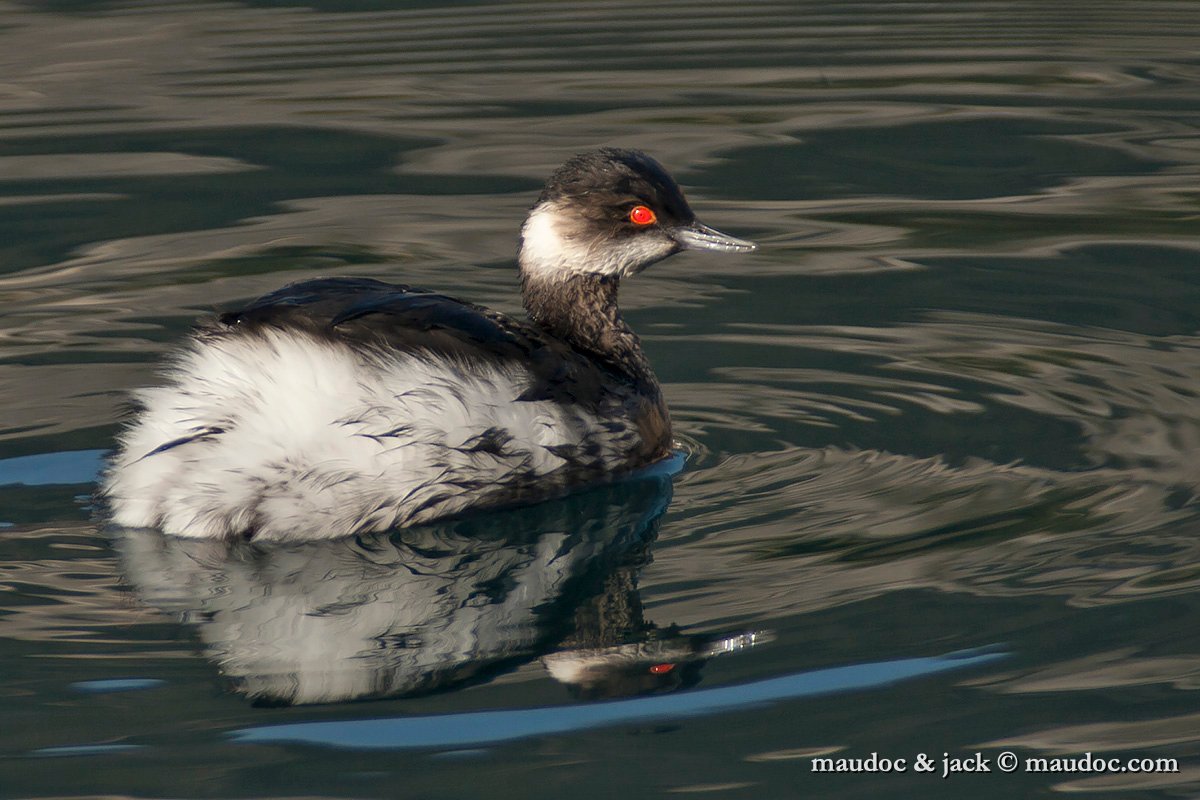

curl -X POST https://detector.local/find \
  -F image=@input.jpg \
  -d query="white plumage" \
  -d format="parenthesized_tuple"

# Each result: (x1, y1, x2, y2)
(106, 328, 603, 540)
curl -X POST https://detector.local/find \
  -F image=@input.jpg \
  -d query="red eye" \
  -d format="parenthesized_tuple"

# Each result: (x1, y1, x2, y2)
(629, 205, 657, 226)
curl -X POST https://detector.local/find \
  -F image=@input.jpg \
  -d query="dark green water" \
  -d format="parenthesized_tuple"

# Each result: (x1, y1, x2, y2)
(4, 1, 1200, 797)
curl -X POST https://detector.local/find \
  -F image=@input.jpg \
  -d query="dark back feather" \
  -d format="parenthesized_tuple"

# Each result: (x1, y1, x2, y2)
(210, 277, 635, 419)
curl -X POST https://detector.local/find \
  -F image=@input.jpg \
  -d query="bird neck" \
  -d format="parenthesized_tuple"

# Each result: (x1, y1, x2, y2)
(520, 271, 655, 386)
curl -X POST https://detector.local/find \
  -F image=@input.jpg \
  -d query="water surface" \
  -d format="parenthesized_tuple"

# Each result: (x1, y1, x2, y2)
(3, 1, 1200, 797)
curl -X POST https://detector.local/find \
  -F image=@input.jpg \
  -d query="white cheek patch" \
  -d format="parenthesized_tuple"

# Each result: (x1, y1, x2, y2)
(520, 203, 674, 279)
(519, 204, 577, 277)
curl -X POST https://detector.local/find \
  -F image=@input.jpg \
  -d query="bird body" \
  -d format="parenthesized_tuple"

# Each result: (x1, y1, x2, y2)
(103, 149, 754, 540)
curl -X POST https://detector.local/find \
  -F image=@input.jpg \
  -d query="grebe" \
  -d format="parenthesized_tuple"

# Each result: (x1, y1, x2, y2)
(103, 148, 755, 541)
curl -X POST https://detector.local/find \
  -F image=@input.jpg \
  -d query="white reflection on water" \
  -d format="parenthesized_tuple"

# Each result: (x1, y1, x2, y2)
(108, 472, 763, 706)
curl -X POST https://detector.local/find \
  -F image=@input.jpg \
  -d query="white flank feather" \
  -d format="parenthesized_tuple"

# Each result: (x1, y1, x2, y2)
(104, 328, 607, 540)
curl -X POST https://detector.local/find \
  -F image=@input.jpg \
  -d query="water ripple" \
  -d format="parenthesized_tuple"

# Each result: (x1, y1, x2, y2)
(3, 0, 1200, 793)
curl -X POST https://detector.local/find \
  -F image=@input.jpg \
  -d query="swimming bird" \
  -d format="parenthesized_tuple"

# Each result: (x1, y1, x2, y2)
(103, 148, 755, 540)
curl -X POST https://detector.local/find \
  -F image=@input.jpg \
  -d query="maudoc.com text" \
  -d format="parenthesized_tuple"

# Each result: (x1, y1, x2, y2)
(810, 751, 1180, 779)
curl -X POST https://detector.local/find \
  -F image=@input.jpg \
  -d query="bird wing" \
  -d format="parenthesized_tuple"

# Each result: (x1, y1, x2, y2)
(210, 277, 612, 407)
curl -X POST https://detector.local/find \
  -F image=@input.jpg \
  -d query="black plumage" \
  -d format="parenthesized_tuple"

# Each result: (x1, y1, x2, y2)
(213, 276, 663, 455)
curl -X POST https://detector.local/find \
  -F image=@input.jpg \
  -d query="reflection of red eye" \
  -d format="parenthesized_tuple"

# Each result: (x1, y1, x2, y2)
(629, 205, 657, 226)
(648, 663, 675, 675)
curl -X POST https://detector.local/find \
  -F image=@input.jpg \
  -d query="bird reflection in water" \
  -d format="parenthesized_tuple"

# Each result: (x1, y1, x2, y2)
(113, 467, 765, 706)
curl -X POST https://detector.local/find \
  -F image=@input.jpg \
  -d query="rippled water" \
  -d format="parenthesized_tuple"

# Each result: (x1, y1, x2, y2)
(4, 1, 1200, 797)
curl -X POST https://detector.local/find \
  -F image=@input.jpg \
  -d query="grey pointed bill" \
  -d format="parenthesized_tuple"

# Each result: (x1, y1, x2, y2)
(672, 221, 757, 253)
